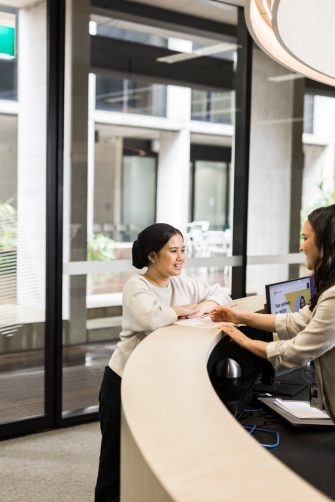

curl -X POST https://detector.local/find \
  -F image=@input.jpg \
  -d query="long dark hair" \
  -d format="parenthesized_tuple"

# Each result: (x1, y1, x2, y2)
(132, 223, 183, 269)
(308, 204, 335, 310)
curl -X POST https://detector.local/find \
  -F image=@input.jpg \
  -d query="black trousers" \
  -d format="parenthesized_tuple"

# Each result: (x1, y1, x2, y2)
(95, 366, 122, 502)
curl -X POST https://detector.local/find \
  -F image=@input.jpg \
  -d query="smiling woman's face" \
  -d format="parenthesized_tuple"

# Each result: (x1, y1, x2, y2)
(150, 234, 185, 278)
(300, 220, 320, 270)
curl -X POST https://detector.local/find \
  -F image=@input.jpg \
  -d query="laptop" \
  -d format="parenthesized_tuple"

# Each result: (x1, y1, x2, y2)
(259, 397, 335, 428)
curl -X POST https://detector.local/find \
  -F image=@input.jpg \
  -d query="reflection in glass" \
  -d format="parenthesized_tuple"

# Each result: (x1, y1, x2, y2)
(193, 161, 229, 230)
(122, 155, 156, 238)
(94, 16, 168, 48)
(96, 76, 167, 117)
(191, 90, 234, 124)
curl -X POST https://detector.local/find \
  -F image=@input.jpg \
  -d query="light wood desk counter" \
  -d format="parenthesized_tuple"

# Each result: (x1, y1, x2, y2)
(120, 295, 328, 501)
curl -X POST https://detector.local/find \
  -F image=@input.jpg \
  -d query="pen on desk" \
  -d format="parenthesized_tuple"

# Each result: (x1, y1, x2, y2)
(211, 303, 238, 310)
(195, 303, 239, 323)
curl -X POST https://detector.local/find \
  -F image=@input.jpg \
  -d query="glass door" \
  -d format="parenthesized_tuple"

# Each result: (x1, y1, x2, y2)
(0, 2, 48, 430)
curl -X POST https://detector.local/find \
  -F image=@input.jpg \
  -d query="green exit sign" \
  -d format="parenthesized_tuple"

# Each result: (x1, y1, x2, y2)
(0, 25, 15, 59)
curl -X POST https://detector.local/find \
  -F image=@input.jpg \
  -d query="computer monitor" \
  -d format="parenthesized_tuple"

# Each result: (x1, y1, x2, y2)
(265, 275, 315, 315)
(257, 275, 316, 397)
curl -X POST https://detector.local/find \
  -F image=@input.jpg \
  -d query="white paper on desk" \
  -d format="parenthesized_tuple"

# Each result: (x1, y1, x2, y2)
(174, 315, 226, 329)
(273, 399, 330, 419)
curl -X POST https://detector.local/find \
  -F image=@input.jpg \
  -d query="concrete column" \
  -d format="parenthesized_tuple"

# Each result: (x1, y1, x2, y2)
(247, 48, 304, 294)
(289, 79, 304, 279)
(63, 0, 90, 343)
(156, 130, 191, 234)
(94, 135, 123, 230)
(16, 1, 46, 314)
(166, 38, 192, 123)
(156, 37, 192, 234)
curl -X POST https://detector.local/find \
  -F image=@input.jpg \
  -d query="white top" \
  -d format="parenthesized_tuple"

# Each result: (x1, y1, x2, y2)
(109, 274, 232, 376)
(267, 285, 335, 420)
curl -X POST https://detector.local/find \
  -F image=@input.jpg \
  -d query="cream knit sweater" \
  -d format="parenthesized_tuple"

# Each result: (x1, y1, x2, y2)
(109, 273, 232, 377)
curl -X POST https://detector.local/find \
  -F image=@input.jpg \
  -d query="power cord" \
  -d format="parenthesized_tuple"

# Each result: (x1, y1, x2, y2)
(243, 424, 280, 449)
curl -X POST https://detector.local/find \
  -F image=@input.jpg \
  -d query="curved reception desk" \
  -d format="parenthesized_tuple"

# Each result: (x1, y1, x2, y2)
(120, 295, 328, 501)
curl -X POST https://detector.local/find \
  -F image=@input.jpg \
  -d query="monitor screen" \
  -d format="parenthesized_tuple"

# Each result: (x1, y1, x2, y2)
(265, 276, 315, 315)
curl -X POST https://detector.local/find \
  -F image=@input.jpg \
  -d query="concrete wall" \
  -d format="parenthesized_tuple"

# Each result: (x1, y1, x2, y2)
(247, 47, 304, 294)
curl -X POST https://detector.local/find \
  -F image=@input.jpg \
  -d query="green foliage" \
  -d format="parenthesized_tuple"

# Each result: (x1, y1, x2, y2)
(302, 180, 335, 222)
(0, 201, 17, 251)
(87, 233, 116, 261)
(0, 201, 17, 274)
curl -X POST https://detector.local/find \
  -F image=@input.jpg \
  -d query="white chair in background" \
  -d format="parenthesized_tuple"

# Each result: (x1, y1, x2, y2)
(206, 230, 227, 256)
(205, 229, 231, 284)
(186, 221, 210, 257)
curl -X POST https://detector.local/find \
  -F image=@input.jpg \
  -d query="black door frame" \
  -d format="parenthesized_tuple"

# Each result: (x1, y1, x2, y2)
(0, 0, 65, 439)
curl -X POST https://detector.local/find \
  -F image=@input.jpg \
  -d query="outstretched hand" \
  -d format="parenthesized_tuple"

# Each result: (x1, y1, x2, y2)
(174, 300, 217, 319)
(210, 305, 241, 324)
(173, 305, 199, 318)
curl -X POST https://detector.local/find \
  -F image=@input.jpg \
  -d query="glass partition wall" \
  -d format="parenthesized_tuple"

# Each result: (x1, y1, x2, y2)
(0, 0, 254, 431)
(5, 0, 324, 434)
(61, 2, 242, 418)
(0, 3, 48, 430)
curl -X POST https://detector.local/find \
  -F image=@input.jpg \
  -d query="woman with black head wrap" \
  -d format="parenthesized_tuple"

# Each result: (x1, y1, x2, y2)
(95, 222, 232, 502)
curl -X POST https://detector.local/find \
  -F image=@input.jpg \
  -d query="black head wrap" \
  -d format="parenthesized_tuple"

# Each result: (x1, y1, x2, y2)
(132, 223, 183, 269)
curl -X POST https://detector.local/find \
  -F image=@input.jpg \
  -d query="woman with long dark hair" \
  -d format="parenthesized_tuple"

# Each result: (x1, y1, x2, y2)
(210, 204, 335, 422)
(95, 223, 232, 502)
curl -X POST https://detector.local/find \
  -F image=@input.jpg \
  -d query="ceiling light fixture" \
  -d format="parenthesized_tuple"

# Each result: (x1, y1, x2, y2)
(261, 0, 272, 21)
(245, 0, 335, 87)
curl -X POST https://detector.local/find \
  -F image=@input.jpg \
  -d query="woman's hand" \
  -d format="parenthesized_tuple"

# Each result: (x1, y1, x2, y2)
(220, 324, 268, 359)
(185, 300, 217, 318)
(173, 305, 200, 318)
(220, 324, 249, 347)
(174, 300, 217, 319)
(210, 305, 241, 324)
